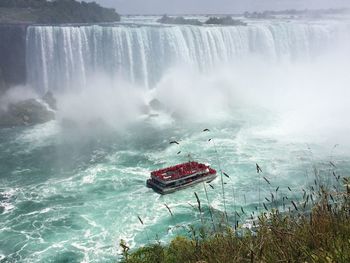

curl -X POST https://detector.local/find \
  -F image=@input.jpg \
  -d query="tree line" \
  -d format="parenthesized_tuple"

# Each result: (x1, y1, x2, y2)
(0, 0, 120, 23)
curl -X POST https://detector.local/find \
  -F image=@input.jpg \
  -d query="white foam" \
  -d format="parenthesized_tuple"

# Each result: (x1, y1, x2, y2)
(15, 121, 59, 152)
(0, 188, 17, 214)
(82, 174, 96, 184)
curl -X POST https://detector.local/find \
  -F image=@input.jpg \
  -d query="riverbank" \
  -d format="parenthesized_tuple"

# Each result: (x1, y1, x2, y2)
(121, 185, 350, 263)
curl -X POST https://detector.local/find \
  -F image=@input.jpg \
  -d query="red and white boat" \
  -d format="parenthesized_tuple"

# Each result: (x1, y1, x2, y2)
(147, 161, 217, 194)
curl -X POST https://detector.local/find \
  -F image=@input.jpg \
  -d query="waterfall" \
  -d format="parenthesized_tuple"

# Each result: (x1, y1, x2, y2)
(26, 21, 350, 94)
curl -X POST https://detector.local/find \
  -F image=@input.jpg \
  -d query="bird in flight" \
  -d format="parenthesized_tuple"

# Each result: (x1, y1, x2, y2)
(170, 141, 179, 145)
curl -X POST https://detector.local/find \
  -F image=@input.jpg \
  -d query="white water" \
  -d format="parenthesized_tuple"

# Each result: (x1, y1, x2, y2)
(26, 20, 350, 94)
(1, 17, 350, 262)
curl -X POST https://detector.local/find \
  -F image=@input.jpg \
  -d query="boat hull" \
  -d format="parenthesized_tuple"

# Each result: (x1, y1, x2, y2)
(147, 173, 217, 195)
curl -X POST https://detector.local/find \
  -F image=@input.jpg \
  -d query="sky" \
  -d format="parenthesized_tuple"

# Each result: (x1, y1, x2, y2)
(91, 0, 350, 14)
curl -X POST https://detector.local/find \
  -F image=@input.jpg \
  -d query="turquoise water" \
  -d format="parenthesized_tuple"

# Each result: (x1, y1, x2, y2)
(1, 114, 349, 262)
(1, 15, 350, 262)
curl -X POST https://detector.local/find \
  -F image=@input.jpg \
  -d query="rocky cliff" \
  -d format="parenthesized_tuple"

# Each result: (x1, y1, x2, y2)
(0, 24, 27, 94)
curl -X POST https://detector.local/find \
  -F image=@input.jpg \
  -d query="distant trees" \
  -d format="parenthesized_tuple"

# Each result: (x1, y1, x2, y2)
(0, 0, 120, 24)
(157, 15, 247, 26)
(205, 16, 247, 26)
(0, 0, 49, 8)
(157, 15, 202, 26)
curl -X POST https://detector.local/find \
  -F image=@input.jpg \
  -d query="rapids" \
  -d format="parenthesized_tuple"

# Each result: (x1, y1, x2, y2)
(1, 16, 350, 262)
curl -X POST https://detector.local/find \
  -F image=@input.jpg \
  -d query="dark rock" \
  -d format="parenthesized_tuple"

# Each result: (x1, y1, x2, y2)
(140, 99, 166, 115)
(0, 67, 7, 95)
(0, 25, 27, 92)
(42, 91, 57, 110)
(149, 98, 165, 111)
(0, 99, 55, 128)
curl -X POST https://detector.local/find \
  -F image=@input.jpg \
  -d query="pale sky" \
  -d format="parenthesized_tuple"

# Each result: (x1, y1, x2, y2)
(90, 0, 350, 14)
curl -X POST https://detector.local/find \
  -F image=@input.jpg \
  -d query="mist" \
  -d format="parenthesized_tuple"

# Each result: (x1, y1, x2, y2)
(2, 8, 350, 262)
(14, 18, 350, 148)
(36, 43, 350, 152)
(56, 73, 147, 129)
(0, 85, 37, 111)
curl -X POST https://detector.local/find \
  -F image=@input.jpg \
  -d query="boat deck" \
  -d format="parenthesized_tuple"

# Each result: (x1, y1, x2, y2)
(147, 161, 217, 194)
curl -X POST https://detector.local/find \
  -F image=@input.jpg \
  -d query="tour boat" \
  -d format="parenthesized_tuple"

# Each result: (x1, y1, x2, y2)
(147, 161, 217, 194)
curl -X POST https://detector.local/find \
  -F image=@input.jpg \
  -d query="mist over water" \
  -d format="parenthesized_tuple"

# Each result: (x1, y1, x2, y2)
(1, 17, 350, 262)
(25, 19, 350, 138)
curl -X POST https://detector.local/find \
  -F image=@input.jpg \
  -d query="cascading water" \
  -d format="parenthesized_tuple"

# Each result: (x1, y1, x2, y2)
(1, 17, 350, 262)
(26, 21, 350, 94)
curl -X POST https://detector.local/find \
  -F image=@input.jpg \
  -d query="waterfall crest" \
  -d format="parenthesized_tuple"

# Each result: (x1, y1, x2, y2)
(26, 21, 350, 94)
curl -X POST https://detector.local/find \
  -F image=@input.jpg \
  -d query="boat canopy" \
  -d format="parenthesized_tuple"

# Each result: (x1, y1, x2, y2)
(151, 161, 216, 182)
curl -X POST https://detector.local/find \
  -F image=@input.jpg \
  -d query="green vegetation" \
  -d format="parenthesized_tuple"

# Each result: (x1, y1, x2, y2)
(157, 15, 202, 26)
(0, 0, 120, 24)
(121, 176, 350, 262)
(157, 15, 247, 26)
(205, 16, 247, 26)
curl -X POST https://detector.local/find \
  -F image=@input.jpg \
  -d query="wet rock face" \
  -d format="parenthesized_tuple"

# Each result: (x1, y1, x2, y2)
(0, 68, 7, 94)
(0, 25, 27, 93)
(42, 91, 57, 110)
(0, 99, 55, 128)
(149, 98, 165, 111)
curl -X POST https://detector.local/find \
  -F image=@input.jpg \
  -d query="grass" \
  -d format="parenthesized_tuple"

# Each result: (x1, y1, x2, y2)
(120, 182, 350, 263)
(120, 133, 350, 262)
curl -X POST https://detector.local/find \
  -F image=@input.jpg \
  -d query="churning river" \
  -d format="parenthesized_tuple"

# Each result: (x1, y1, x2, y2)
(1, 15, 350, 262)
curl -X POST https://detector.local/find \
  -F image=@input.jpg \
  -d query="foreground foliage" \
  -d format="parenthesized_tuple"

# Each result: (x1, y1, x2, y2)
(121, 189, 350, 263)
